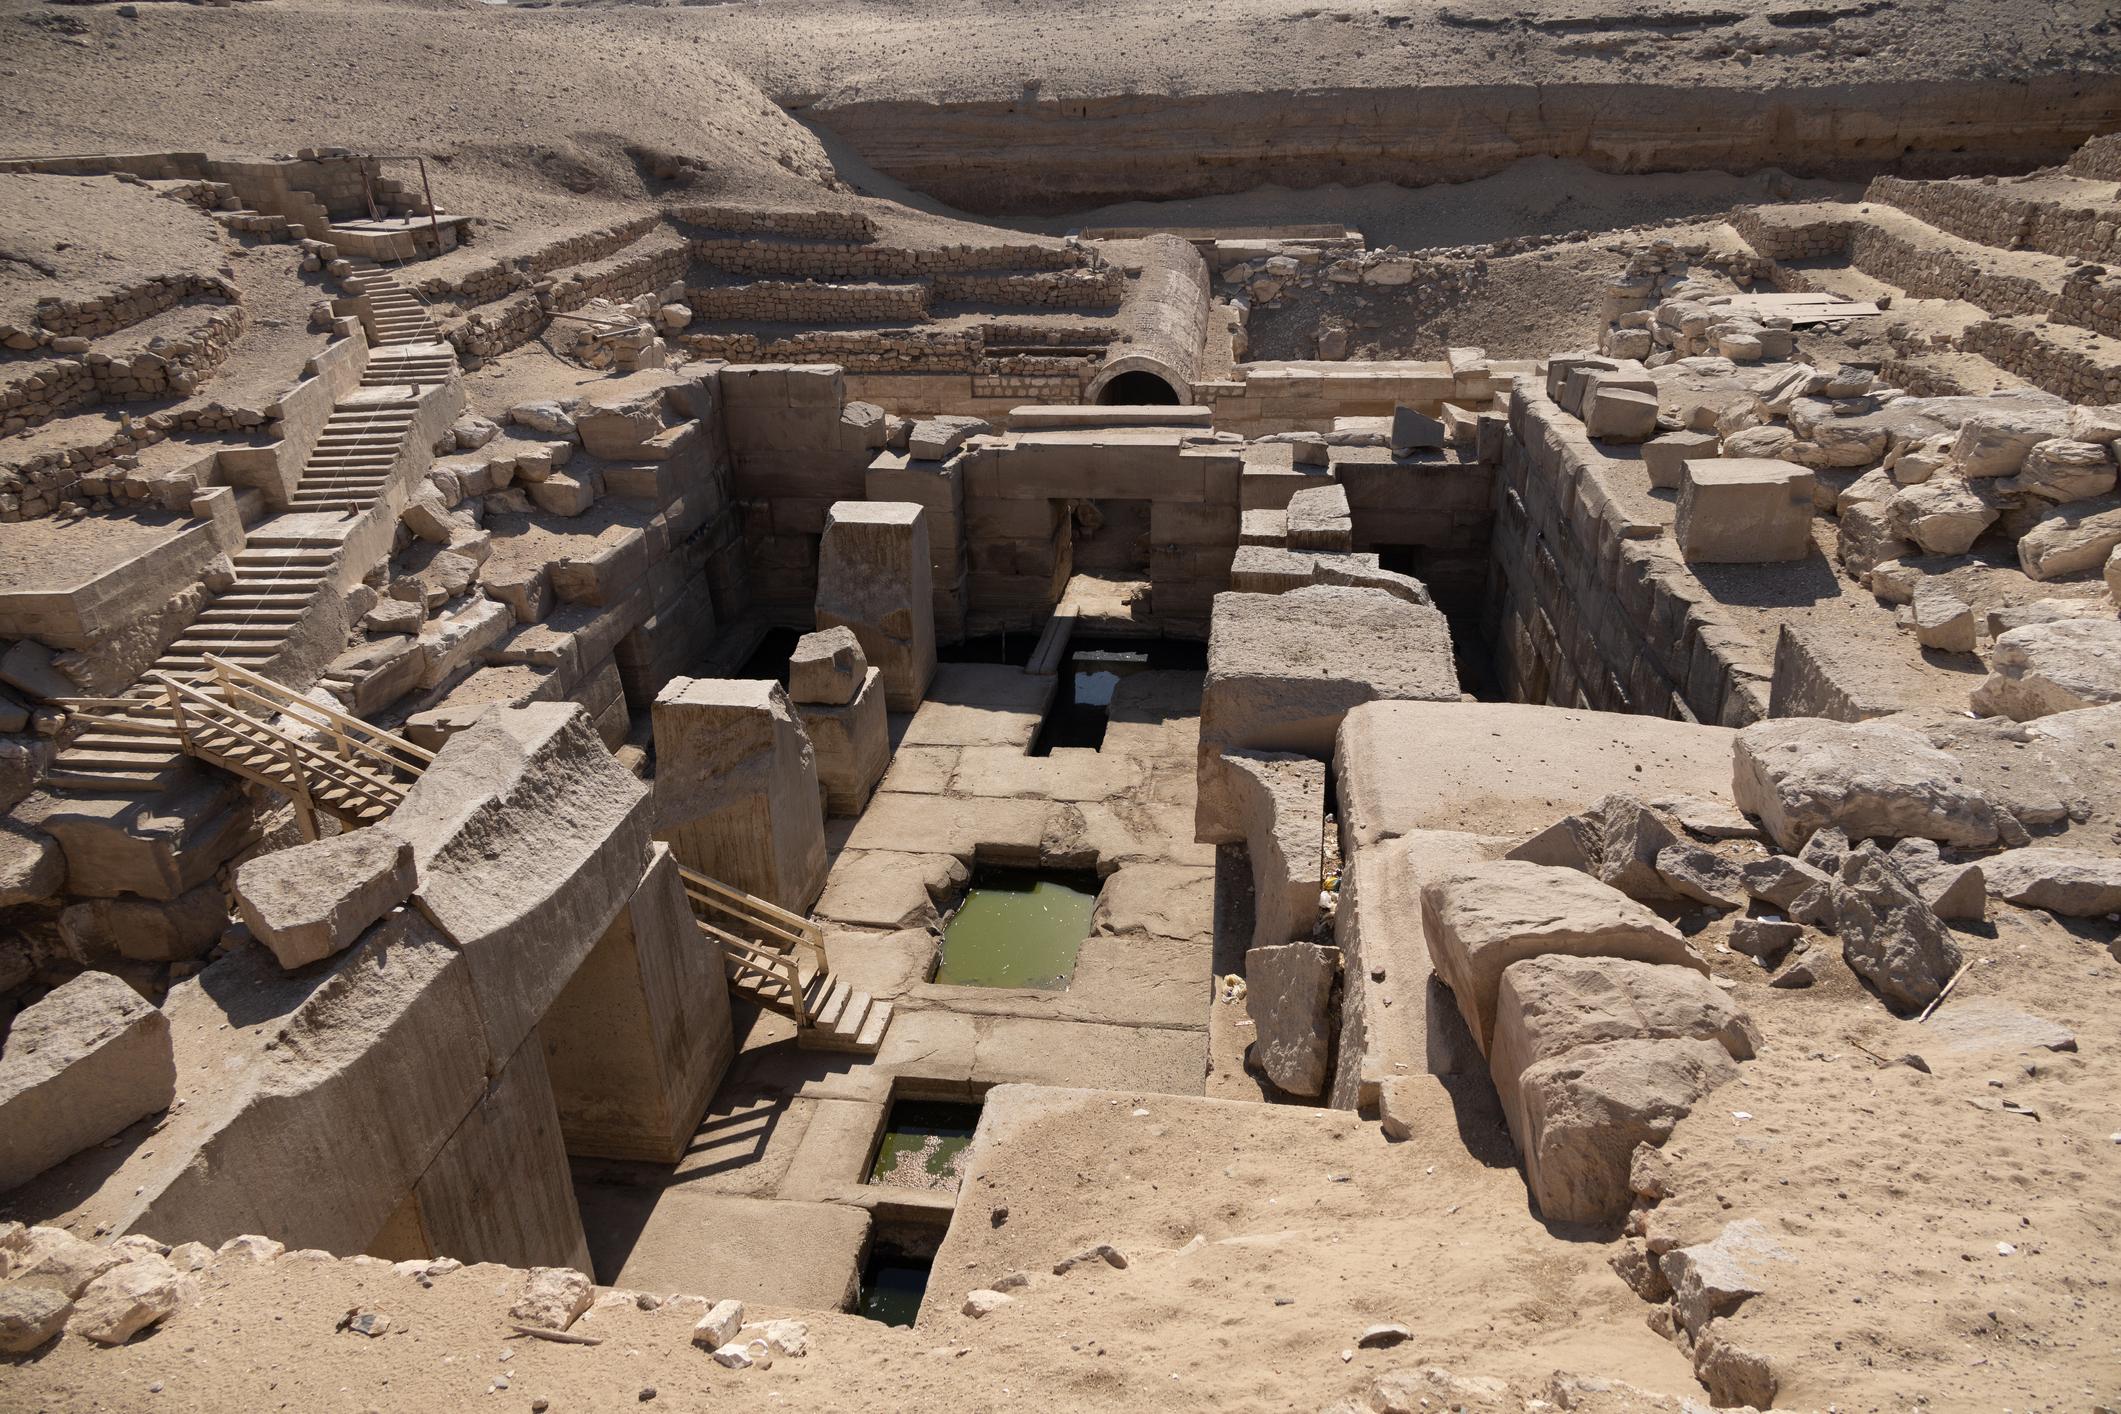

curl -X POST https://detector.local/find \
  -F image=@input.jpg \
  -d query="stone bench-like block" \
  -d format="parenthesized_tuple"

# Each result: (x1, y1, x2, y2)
(1284, 483, 1353, 552)
(235, 829, 417, 970)
(0, 972, 175, 1191)
(1642, 430, 1720, 490)
(816, 501, 935, 712)
(1223, 749, 1326, 949)
(1675, 458, 1816, 563)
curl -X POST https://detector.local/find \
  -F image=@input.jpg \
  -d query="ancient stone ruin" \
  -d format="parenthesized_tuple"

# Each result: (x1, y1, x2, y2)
(1, 9, 2119, 1407)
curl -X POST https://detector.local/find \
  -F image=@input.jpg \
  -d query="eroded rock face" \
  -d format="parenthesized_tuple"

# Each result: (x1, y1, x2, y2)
(1833, 844, 1964, 1014)
(1244, 942, 1337, 1098)
(1970, 619, 2121, 720)
(0, 971, 174, 1191)
(1516, 1037, 1739, 1225)
(1421, 860, 1702, 1056)
(1731, 717, 1998, 852)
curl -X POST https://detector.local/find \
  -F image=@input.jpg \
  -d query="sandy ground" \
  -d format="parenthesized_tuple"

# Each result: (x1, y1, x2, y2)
(0, 176, 229, 331)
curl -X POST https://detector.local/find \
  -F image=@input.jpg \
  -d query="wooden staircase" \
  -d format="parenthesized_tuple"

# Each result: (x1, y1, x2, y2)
(675, 864, 893, 1054)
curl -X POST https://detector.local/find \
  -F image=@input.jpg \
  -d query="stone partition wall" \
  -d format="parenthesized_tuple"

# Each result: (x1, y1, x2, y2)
(670, 205, 880, 242)
(934, 267, 1127, 308)
(686, 280, 930, 323)
(1485, 383, 1772, 725)
(29, 274, 239, 342)
(1209, 361, 1489, 436)
(686, 237, 1082, 280)
(1727, 205, 1857, 262)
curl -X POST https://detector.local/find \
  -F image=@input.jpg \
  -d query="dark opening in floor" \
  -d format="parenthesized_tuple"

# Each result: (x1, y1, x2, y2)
(1376, 544, 1504, 702)
(938, 631, 1039, 667)
(735, 625, 803, 685)
(857, 1245, 934, 1328)
(935, 865, 1101, 988)
(868, 1098, 983, 1192)
(1029, 633, 1206, 755)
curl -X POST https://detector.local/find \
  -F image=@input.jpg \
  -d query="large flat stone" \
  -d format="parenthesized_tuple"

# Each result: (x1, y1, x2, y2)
(233, 829, 417, 970)
(1732, 717, 1999, 852)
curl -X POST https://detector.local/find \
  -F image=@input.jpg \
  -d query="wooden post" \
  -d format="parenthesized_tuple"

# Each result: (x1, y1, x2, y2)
(417, 157, 443, 259)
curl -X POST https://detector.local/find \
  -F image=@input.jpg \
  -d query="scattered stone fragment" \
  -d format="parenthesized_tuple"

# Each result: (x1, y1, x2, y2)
(1660, 1219, 1790, 1337)
(1971, 619, 2121, 720)
(1052, 1244, 1128, 1275)
(691, 1299, 744, 1349)
(1981, 846, 2121, 916)
(1357, 1322, 1411, 1348)
(510, 1267, 594, 1332)
(1728, 917, 1804, 961)
(1741, 855, 1832, 910)
(0, 971, 175, 1191)
(1732, 718, 1999, 851)
(961, 1289, 1013, 1319)
(0, 1285, 71, 1353)
(70, 1254, 191, 1345)
(1832, 844, 1963, 1014)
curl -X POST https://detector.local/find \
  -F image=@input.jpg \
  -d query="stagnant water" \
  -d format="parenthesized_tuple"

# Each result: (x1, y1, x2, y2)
(857, 1250, 932, 1327)
(868, 1099, 981, 1192)
(934, 869, 1100, 988)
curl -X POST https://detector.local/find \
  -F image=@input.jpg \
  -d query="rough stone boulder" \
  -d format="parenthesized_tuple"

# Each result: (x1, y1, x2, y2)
(1508, 794, 1740, 907)
(1969, 619, 2121, 720)
(69, 1252, 193, 1344)
(0, 1283, 71, 1352)
(1832, 843, 1963, 1014)
(1515, 1037, 1740, 1225)
(1420, 860, 1703, 1055)
(1661, 1218, 1791, 1343)
(0, 972, 175, 1191)
(1887, 477, 2000, 556)
(1488, 955, 1756, 1203)
(787, 626, 866, 706)
(1732, 717, 1998, 851)
(2016, 494, 2121, 580)
(0, 820, 64, 907)
(908, 415, 988, 461)
(1981, 846, 2121, 916)
(2007, 438, 2116, 503)
(233, 828, 417, 969)
(391, 703, 652, 1060)
(1244, 942, 1337, 1098)
(1222, 749, 1325, 949)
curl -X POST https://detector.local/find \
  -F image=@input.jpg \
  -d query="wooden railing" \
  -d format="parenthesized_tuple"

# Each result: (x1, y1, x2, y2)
(675, 863, 828, 1024)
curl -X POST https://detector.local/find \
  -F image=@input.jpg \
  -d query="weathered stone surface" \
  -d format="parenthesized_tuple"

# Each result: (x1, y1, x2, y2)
(1982, 846, 2121, 916)
(1728, 917, 1804, 960)
(0, 820, 63, 906)
(1888, 476, 2000, 555)
(1284, 482, 1353, 552)
(1659, 1218, 1790, 1336)
(1732, 717, 1998, 851)
(1244, 942, 1337, 1097)
(652, 677, 826, 911)
(1198, 586, 1457, 844)
(1421, 860, 1702, 1055)
(1912, 586, 1977, 654)
(816, 501, 935, 712)
(787, 626, 866, 706)
(908, 415, 987, 461)
(1953, 408, 2065, 478)
(1676, 458, 1815, 563)
(70, 1253, 191, 1344)
(233, 829, 416, 969)
(0, 972, 174, 1191)
(1653, 843, 1746, 909)
(391, 703, 651, 1062)
(961, 1288, 1014, 1318)
(1741, 854, 1831, 909)
(1585, 386, 1659, 442)
(1694, 1323, 1778, 1408)
(0, 1283, 70, 1352)
(796, 666, 890, 818)
(1885, 837, 1988, 921)
(2009, 438, 2115, 503)
(1642, 430, 1719, 490)
(3, 1225, 123, 1295)
(511, 1266, 594, 1331)
(692, 1298, 744, 1348)
(1970, 619, 2121, 720)
(1516, 1037, 1739, 1224)
(1223, 749, 1325, 948)
(58, 884, 227, 964)
(1489, 955, 1756, 1195)
(1833, 843, 1964, 1013)
(2017, 495, 2121, 580)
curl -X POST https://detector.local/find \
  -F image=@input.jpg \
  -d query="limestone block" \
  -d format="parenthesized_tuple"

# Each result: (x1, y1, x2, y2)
(788, 626, 865, 706)
(1888, 477, 2001, 556)
(1731, 717, 1999, 851)
(1675, 458, 1815, 563)
(652, 677, 826, 912)
(0, 972, 174, 1191)
(1952, 409, 2066, 478)
(1223, 749, 1325, 948)
(1584, 387, 1660, 443)
(1912, 587, 1977, 653)
(1641, 430, 1718, 490)
(1970, 619, 2121, 720)
(576, 389, 666, 461)
(529, 471, 597, 518)
(543, 845, 733, 1163)
(2016, 495, 2121, 580)
(1244, 941, 1337, 1097)
(908, 415, 988, 461)
(392, 703, 653, 1062)
(58, 883, 226, 964)
(0, 1284, 70, 1352)
(70, 1253, 191, 1345)
(1284, 483, 1353, 552)
(1420, 860, 1702, 1056)
(2008, 438, 2115, 503)
(796, 666, 889, 818)
(1833, 843, 1962, 1014)
(1390, 406, 1444, 452)
(233, 829, 417, 969)
(1515, 1037, 1740, 1224)
(0, 820, 64, 906)
(1883, 838, 1987, 921)
(1982, 846, 2121, 916)
(2, 1225, 123, 1295)
(815, 501, 935, 712)
(1196, 587, 1458, 844)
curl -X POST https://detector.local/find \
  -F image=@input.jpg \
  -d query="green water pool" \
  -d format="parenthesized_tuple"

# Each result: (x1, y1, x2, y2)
(868, 1099, 981, 1191)
(934, 871, 1099, 988)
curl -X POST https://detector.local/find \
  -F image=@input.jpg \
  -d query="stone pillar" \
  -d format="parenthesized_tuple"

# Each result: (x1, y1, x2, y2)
(787, 628, 889, 817)
(541, 845, 734, 1164)
(815, 500, 935, 711)
(651, 676, 827, 911)
(1223, 749, 1325, 949)
(395, 1032, 593, 1271)
(867, 451, 968, 643)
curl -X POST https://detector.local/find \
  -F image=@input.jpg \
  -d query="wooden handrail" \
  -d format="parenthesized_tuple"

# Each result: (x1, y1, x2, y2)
(672, 862, 827, 1024)
(203, 655, 434, 763)
(152, 674, 411, 817)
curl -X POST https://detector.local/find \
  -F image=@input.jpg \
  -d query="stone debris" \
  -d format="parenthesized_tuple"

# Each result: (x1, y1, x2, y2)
(961, 1289, 1013, 1318)
(1831, 844, 1964, 1014)
(1244, 941, 1337, 1097)
(1356, 1321, 1412, 1348)
(70, 1254, 193, 1345)
(0, 1283, 73, 1353)
(691, 1298, 744, 1349)
(510, 1267, 595, 1332)
(1052, 1243, 1128, 1275)
(233, 827, 417, 969)
(1981, 846, 2121, 916)
(1659, 1218, 1790, 1337)
(1732, 717, 1999, 851)
(1971, 619, 2121, 720)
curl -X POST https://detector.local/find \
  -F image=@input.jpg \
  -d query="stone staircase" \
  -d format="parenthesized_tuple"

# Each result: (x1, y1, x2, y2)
(284, 391, 423, 512)
(345, 261, 444, 347)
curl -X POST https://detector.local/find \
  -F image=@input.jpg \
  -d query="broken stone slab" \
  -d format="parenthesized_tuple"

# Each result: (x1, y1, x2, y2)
(1952, 408, 2067, 478)
(1888, 476, 2001, 556)
(1659, 1218, 1791, 1338)
(1885, 837, 1987, 921)
(1652, 842, 1746, 910)
(1488, 954, 1757, 1204)
(1420, 859, 1704, 1056)
(0, 971, 175, 1191)
(1284, 483, 1354, 552)
(1516, 1037, 1740, 1225)
(2016, 495, 2121, 580)
(692, 1298, 744, 1348)
(70, 1253, 192, 1345)
(2006, 438, 2115, 503)
(1981, 846, 2121, 916)
(1833, 843, 1963, 1014)
(1694, 1322, 1779, 1408)
(1741, 854, 1832, 909)
(233, 828, 417, 969)
(815, 501, 935, 712)
(1911, 586, 1977, 654)
(1727, 917, 1804, 961)
(1390, 405, 1444, 452)
(510, 1266, 594, 1332)
(2, 1225, 124, 1296)
(1584, 386, 1660, 443)
(1245, 942, 1337, 1098)
(1731, 717, 1999, 852)
(1921, 996, 2077, 1055)
(796, 666, 889, 818)
(0, 819, 64, 907)
(1969, 619, 2121, 720)
(1223, 749, 1325, 948)
(1641, 430, 1719, 490)
(1675, 458, 1816, 563)
(908, 415, 988, 462)
(787, 626, 866, 706)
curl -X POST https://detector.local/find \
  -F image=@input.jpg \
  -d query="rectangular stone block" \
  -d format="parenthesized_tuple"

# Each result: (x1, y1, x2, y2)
(0, 972, 174, 1191)
(651, 677, 827, 911)
(816, 501, 936, 711)
(1676, 459, 1816, 563)
(796, 666, 890, 816)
